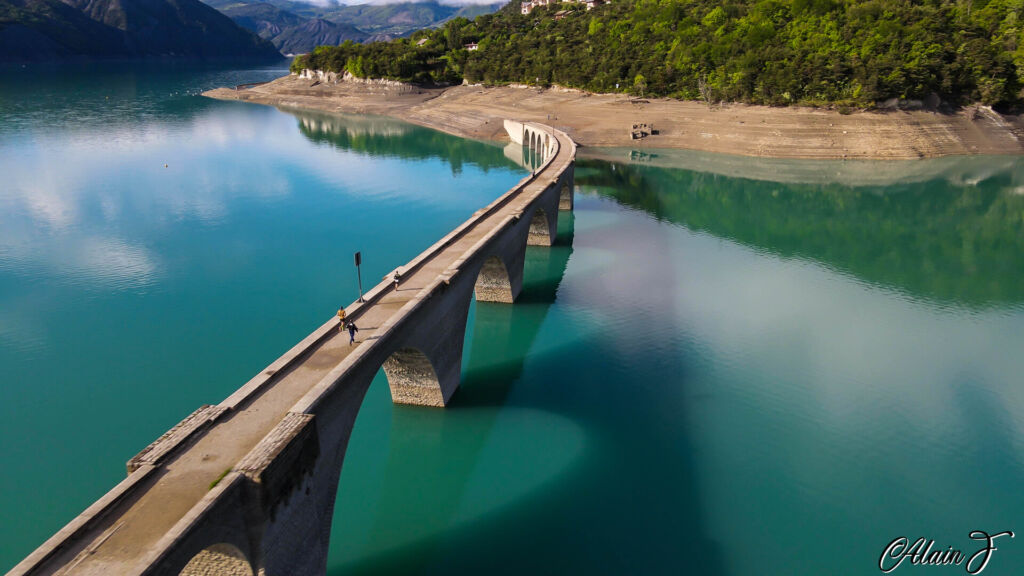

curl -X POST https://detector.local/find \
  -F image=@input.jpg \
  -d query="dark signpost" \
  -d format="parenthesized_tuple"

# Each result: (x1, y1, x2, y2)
(354, 251, 364, 303)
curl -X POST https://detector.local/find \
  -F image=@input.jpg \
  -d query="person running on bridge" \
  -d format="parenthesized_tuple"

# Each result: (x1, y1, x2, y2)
(347, 321, 359, 345)
(392, 268, 403, 291)
(337, 306, 347, 333)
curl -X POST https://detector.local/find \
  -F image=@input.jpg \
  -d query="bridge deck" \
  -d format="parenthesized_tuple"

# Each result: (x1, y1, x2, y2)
(29, 124, 572, 575)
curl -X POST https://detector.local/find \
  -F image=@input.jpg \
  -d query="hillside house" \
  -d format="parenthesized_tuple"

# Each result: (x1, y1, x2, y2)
(522, 0, 609, 14)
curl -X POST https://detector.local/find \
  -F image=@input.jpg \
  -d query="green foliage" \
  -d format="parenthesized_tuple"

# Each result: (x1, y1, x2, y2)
(293, 0, 1024, 107)
(209, 468, 232, 490)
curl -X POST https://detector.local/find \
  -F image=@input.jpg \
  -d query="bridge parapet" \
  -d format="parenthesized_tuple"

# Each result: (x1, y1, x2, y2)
(128, 405, 229, 474)
(236, 413, 319, 508)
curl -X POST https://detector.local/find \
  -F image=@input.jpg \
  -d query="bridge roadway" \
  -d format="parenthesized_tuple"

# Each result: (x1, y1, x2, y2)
(12, 120, 575, 576)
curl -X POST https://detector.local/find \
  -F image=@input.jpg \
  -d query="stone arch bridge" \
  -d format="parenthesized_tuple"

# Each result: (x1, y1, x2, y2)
(10, 121, 575, 576)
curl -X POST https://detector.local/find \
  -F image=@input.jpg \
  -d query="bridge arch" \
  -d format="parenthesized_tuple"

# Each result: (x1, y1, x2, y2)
(474, 255, 514, 303)
(179, 543, 254, 576)
(382, 346, 445, 407)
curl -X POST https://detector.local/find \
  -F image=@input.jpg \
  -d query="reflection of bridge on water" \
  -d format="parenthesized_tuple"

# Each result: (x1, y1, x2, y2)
(504, 122, 559, 172)
(12, 121, 575, 576)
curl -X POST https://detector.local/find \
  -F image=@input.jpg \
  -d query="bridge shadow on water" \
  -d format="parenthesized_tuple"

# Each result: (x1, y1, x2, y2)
(329, 207, 729, 574)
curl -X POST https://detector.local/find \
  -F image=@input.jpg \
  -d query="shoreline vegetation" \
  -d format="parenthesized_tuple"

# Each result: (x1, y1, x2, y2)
(204, 73, 1024, 160)
(291, 0, 1024, 110)
(210, 0, 1024, 160)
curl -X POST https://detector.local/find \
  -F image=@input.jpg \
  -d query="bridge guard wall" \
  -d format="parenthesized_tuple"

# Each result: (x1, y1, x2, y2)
(139, 475, 259, 576)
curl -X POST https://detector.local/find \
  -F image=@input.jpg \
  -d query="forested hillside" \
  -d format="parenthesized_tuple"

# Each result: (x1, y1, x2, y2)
(293, 0, 1024, 109)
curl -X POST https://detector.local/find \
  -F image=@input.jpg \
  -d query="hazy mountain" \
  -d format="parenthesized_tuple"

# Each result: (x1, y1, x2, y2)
(273, 17, 365, 54)
(218, 2, 365, 54)
(217, 1, 305, 37)
(204, 0, 504, 53)
(451, 3, 499, 19)
(322, 2, 505, 37)
(0, 0, 282, 61)
(324, 2, 461, 36)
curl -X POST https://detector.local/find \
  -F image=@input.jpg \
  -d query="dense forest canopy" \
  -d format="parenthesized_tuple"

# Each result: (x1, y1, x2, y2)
(292, 0, 1024, 109)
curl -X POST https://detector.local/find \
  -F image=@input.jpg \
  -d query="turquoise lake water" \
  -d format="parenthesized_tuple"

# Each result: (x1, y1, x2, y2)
(1, 64, 1023, 575)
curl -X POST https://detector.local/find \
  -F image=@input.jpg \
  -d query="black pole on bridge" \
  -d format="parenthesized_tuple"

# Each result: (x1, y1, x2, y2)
(355, 251, 364, 303)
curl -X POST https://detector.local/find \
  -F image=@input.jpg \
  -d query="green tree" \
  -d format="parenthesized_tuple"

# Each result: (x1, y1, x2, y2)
(633, 73, 647, 97)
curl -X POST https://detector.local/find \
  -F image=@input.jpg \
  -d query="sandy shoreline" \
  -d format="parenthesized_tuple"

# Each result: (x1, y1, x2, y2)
(205, 74, 1024, 160)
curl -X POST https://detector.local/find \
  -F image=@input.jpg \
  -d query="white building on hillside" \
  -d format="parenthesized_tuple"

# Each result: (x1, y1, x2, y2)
(521, 0, 609, 14)
(521, 0, 557, 14)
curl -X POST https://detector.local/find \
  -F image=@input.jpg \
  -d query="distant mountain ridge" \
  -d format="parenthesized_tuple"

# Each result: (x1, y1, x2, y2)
(273, 16, 366, 55)
(0, 0, 282, 61)
(214, 2, 367, 54)
(203, 0, 503, 55)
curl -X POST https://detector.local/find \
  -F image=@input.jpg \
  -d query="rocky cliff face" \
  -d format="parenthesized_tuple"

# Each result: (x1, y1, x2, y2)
(0, 0, 282, 61)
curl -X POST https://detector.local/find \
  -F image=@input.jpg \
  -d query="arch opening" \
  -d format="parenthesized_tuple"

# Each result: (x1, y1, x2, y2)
(527, 207, 553, 246)
(179, 543, 254, 576)
(382, 347, 444, 407)
(474, 255, 514, 303)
